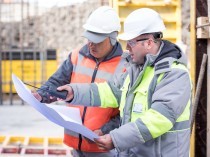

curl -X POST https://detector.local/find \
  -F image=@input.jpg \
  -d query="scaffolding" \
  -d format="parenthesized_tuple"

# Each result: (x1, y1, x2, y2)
(0, 1, 107, 156)
(0, 0, 109, 106)
(0, 0, 48, 105)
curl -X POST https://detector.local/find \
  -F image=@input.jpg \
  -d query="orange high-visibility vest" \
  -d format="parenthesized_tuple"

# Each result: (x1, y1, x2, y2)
(63, 47, 123, 152)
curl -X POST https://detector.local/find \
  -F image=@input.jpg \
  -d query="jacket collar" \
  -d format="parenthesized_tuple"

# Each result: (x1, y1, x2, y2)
(146, 40, 187, 66)
(126, 40, 188, 87)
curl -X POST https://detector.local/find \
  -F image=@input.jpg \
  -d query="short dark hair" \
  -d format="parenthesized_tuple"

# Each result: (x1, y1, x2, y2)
(139, 32, 163, 44)
(152, 32, 163, 39)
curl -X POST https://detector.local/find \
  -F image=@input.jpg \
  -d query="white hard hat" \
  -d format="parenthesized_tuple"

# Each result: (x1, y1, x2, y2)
(83, 6, 121, 34)
(119, 8, 166, 41)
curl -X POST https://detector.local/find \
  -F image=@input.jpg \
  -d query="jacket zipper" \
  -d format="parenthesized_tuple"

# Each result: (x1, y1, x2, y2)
(78, 60, 100, 150)
(91, 61, 99, 83)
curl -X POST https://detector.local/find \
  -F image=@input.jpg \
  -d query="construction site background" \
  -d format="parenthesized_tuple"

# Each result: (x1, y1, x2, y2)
(0, 0, 192, 156)
(0, 0, 190, 64)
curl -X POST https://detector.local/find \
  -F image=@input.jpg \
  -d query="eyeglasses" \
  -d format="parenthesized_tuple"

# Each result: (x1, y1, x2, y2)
(127, 38, 149, 47)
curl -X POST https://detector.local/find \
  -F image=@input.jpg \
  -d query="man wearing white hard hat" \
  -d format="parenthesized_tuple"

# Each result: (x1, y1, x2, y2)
(32, 6, 128, 157)
(58, 8, 192, 157)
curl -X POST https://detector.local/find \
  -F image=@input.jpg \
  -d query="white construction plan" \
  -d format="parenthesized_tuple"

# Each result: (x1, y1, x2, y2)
(12, 74, 98, 141)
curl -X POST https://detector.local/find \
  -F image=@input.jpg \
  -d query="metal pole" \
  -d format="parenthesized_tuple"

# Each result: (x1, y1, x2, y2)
(0, 0, 3, 105)
(191, 54, 207, 133)
(34, 0, 38, 86)
(41, 37, 44, 84)
(9, 0, 13, 105)
(38, 1, 45, 85)
(20, 0, 24, 105)
(207, 1, 210, 156)
(207, 44, 210, 157)
(20, 0, 24, 80)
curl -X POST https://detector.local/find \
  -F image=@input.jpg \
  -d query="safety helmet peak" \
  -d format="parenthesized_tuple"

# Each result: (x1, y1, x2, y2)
(119, 8, 166, 41)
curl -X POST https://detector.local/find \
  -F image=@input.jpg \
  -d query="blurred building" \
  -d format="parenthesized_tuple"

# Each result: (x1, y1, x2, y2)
(0, 0, 109, 62)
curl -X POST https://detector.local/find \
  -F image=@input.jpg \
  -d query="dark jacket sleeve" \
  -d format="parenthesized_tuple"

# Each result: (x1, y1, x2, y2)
(38, 53, 73, 103)
(101, 113, 121, 134)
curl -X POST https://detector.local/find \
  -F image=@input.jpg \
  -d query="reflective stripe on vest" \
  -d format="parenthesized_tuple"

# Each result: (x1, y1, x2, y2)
(71, 49, 122, 83)
(64, 48, 122, 152)
(120, 63, 191, 131)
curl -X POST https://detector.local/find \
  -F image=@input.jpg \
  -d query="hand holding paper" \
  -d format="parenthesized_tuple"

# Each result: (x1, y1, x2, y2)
(12, 74, 98, 141)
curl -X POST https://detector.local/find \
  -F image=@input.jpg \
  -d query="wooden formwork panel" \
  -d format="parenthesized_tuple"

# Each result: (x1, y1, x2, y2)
(110, 0, 181, 50)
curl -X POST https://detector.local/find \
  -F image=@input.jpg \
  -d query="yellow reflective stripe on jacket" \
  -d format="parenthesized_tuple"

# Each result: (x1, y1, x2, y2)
(176, 99, 191, 122)
(140, 109, 173, 138)
(120, 62, 191, 135)
(96, 82, 119, 108)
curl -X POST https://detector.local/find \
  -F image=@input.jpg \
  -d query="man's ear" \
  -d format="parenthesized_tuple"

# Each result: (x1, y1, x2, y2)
(146, 39, 153, 50)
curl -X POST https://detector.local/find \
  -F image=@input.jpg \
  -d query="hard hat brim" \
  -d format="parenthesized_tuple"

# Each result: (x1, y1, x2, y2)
(83, 31, 108, 44)
(118, 32, 139, 41)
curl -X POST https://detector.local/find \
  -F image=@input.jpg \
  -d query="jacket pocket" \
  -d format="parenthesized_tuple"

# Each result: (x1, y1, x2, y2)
(131, 89, 148, 122)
